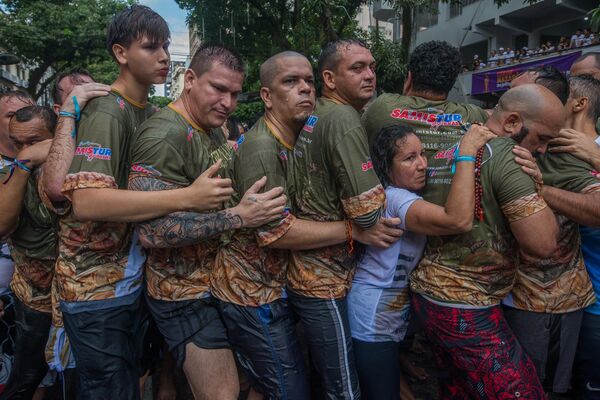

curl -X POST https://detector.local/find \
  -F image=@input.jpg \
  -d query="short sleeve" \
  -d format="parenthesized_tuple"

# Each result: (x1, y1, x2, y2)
(488, 141, 548, 222)
(233, 138, 294, 246)
(385, 187, 422, 230)
(62, 112, 124, 198)
(329, 124, 385, 219)
(130, 135, 189, 187)
(539, 152, 600, 194)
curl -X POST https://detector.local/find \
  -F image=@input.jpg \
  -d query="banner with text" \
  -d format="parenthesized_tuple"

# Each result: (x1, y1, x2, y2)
(471, 51, 582, 95)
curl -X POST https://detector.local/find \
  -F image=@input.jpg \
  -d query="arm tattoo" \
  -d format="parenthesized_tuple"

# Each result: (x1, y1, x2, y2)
(138, 210, 243, 248)
(129, 175, 243, 248)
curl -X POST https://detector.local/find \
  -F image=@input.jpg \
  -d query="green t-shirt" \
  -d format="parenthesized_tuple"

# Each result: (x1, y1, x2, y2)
(288, 97, 385, 299)
(212, 117, 295, 306)
(410, 137, 548, 307)
(130, 105, 231, 301)
(508, 151, 599, 313)
(6, 170, 57, 313)
(57, 90, 152, 303)
(362, 93, 489, 158)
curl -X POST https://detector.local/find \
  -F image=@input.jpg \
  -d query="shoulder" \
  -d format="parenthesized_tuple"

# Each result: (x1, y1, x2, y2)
(313, 99, 362, 135)
(80, 92, 129, 122)
(136, 107, 186, 144)
(385, 186, 422, 203)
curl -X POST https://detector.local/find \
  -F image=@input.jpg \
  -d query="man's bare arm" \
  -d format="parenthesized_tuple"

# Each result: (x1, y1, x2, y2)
(268, 217, 404, 250)
(41, 83, 111, 203)
(71, 161, 235, 222)
(0, 140, 52, 237)
(509, 207, 558, 259)
(130, 175, 286, 248)
(540, 186, 600, 227)
(0, 168, 29, 237)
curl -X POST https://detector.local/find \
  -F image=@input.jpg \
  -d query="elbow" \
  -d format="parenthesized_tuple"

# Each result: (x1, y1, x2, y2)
(522, 238, 557, 259)
(453, 218, 473, 234)
(45, 183, 66, 203)
(71, 203, 93, 222)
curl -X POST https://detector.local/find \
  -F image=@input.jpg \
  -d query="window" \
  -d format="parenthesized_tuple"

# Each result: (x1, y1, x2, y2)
(450, 0, 479, 18)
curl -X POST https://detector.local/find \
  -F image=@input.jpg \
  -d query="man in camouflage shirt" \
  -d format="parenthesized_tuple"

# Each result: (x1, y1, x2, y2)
(410, 84, 563, 399)
(510, 75, 600, 398)
(129, 44, 287, 400)
(0, 106, 56, 399)
(286, 39, 387, 400)
(362, 40, 488, 159)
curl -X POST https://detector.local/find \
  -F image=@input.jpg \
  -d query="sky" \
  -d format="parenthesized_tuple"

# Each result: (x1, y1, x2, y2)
(139, 0, 190, 96)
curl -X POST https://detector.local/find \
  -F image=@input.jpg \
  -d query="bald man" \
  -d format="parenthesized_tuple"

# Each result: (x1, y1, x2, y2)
(212, 50, 401, 399)
(410, 85, 561, 399)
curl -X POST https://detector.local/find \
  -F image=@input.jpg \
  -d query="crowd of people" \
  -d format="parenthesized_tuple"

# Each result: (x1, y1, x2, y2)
(468, 27, 600, 70)
(0, 4, 599, 400)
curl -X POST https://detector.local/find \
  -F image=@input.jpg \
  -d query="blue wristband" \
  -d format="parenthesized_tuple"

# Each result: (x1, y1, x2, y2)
(451, 155, 476, 174)
(72, 96, 80, 121)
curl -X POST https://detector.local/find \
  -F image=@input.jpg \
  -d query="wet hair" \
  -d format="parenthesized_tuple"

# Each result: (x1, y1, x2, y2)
(189, 43, 245, 78)
(12, 105, 57, 133)
(527, 65, 569, 104)
(0, 90, 34, 105)
(318, 38, 369, 77)
(372, 124, 416, 188)
(573, 52, 600, 69)
(106, 5, 170, 59)
(408, 41, 461, 96)
(52, 68, 94, 105)
(569, 74, 600, 122)
(260, 51, 307, 87)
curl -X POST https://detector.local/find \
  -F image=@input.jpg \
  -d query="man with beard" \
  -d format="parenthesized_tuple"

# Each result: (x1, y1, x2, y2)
(129, 44, 288, 400)
(284, 39, 388, 399)
(361, 40, 489, 158)
(410, 84, 562, 399)
(515, 75, 600, 399)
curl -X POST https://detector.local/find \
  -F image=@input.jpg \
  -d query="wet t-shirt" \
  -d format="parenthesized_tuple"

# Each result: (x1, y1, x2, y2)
(212, 117, 295, 307)
(288, 97, 385, 299)
(410, 138, 548, 307)
(362, 94, 489, 158)
(130, 105, 231, 301)
(57, 90, 152, 304)
(504, 151, 599, 313)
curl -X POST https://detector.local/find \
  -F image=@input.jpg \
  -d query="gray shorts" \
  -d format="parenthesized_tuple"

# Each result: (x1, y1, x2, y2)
(145, 294, 230, 367)
(503, 306, 583, 393)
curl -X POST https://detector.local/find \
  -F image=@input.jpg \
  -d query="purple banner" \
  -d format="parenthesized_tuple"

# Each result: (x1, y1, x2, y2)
(471, 51, 582, 95)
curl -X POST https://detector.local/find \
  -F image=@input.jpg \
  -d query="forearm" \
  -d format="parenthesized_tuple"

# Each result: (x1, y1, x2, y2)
(268, 219, 346, 250)
(41, 117, 76, 203)
(541, 186, 600, 227)
(138, 208, 242, 248)
(0, 169, 29, 237)
(71, 187, 189, 222)
(442, 161, 476, 230)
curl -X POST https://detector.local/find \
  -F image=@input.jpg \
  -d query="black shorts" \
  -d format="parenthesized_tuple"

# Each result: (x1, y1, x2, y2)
(145, 294, 229, 367)
(219, 298, 309, 400)
(63, 292, 146, 400)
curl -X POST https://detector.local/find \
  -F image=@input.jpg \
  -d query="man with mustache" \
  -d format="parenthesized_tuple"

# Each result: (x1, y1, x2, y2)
(129, 43, 288, 400)
(284, 39, 390, 399)
(410, 84, 562, 399)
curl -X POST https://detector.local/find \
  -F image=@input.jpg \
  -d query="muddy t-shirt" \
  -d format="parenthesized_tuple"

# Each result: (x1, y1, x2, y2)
(362, 94, 489, 158)
(505, 151, 599, 313)
(410, 137, 548, 307)
(288, 97, 385, 299)
(57, 90, 152, 303)
(212, 117, 295, 307)
(130, 105, 231, 301)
